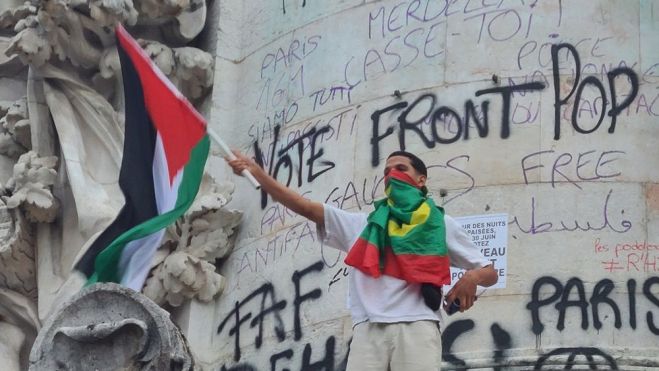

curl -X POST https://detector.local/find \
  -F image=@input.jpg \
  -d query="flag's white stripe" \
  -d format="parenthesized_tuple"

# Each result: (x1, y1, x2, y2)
(117, 134, 184, 291)
(153, 133, 183, 214)
(119, 230, 166, 290)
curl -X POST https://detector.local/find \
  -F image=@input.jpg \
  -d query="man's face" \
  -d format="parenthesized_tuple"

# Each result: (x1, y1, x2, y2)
(384, 155, 427, 187)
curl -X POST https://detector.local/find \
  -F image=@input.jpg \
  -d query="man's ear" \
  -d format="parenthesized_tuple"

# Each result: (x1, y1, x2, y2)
(417, 174, 427, 187)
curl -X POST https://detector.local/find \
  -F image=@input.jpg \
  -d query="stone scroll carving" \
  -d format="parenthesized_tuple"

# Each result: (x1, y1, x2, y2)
(29, 283, 193, 370)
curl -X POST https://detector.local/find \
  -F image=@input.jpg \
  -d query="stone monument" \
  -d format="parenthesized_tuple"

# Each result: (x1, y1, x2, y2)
(0, 1, 238, 370)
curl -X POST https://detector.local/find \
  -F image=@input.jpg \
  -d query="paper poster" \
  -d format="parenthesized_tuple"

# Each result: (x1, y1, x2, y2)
(449, 213, 508, 289)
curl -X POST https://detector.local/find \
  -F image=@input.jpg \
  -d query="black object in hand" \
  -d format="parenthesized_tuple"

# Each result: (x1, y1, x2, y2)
(445, 298, 461, 315)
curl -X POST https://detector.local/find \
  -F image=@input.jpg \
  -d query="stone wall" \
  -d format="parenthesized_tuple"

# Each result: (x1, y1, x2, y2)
(201, 1, 659, 370)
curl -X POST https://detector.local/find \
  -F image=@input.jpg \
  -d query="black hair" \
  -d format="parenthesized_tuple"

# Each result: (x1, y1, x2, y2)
(387, 151, 427, 176)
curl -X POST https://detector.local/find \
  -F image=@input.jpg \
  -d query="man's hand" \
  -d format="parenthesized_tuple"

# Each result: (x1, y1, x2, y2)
(226, 150, 261, 177)
(444, 270, 479, 313)
(224, 150, 325, 226)
(444, 264, 497, 313)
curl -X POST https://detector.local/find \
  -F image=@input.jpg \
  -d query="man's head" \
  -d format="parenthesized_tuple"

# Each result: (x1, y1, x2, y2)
(385, 151, 427, 188)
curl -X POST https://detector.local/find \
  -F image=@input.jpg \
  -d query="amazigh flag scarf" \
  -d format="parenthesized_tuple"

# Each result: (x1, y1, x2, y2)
(75, 24, 209, 290)
(344, 169, 451, 286)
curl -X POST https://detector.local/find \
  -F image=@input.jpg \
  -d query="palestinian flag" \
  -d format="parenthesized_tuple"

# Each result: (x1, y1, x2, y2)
(75, 24, 209, 290)
(344, 170, 451, 286)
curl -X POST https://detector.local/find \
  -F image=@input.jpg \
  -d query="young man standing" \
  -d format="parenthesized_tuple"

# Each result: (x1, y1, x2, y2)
(227, 150, 497, 370)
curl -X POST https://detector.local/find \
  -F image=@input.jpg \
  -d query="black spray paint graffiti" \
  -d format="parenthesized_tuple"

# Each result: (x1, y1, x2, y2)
(442, 276, 659, 369)
(527, 276, 659, 336)
(551, 43, 639, 140)
(369, 82, 545, 166)
(534, 347, 618, 370)
(442, 319, 621, 370)
(217, 261, 346, 370)
(281, 0, 307, 14)
(369, 42, 640, 167)
(254, 124, 335, 209)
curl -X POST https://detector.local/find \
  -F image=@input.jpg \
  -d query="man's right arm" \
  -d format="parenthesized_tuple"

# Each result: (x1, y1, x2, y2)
(226, 150, 325, 227)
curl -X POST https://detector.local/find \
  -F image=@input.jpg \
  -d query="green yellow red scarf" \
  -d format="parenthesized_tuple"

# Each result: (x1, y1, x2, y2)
(344, 169, 451, 286)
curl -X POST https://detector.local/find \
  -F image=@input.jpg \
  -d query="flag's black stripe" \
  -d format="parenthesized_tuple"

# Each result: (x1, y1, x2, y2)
(75, 42, 160, 276)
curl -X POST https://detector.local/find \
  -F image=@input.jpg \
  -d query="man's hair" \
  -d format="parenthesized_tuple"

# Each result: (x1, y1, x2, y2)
(387, 151, 427, 176)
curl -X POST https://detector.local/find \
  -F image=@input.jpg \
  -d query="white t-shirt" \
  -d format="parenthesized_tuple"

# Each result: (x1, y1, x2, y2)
(317, 204, 490, 326)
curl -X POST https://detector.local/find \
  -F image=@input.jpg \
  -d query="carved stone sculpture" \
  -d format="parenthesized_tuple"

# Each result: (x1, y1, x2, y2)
(143, 177, 242, 307)
(29, 283, 193, 370)
(0, 287, 40, 371)
(0, 0, 233, 369)
(5, 151, 59, 223)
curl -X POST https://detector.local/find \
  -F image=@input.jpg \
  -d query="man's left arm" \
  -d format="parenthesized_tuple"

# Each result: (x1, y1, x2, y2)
(443, 215, 499, 313)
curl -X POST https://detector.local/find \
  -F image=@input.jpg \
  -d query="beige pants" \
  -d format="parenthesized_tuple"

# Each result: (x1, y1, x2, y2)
(346, 320, 442, 371)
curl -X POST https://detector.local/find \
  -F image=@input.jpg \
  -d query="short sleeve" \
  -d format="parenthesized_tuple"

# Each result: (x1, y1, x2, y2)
(445, 214, 492, 270)
(316, 204, 368, 252)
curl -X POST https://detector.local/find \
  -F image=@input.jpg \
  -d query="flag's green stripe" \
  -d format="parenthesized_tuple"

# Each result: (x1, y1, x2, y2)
(87, 135, 209, 285)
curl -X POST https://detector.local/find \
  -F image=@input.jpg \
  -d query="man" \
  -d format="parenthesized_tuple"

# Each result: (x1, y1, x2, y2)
(227, 150, 497, 370)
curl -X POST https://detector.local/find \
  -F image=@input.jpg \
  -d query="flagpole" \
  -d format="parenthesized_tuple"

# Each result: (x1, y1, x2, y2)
(207, 128, 261, 189)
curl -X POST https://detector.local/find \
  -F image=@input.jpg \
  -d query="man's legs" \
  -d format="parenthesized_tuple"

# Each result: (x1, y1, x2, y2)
(346, 321, 442, 371)
(345, 322, 391, 370)
(389, 320, 442, 371)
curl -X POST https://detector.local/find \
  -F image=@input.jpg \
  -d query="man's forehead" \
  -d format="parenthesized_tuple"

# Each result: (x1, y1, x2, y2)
(385, 156, 413, 166)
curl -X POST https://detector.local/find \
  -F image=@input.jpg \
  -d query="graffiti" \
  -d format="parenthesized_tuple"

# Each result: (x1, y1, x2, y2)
(517, 36, 615, 71)
(527, 276, 659, 335)
(369, 82, 545, 167)
(324, 174, 385, 212)
(342, 2, 445, 89)
(281, 0, 307, 15)
(624, 91, 659, 117)
(257, 34, 321, 113)
(249, 103, 299, 144)
(250, 106, 358, 193)
(368, 42, 642, 166)
(218, 260, 343, 370)
(254, 124, 336, 209)
(510, 189, 632, 235)
(520, 149, 625, 190)
(491, 323, 512, 371)
(441, 275, 659, 369)
(309, 85, 353, 112)
(441, 319, 622, 370)
(533, 347, 618, 370)
(328, 267, 349, 291)
(260, 200, 307, 235)
(260, 35, 320, 79)
(442, 319, 476, 368)
(594, 238, 659, 273)
(220, 335, 338, 371)
(551, 43, 639, 140)
(463, 6, 536, 44)
(237, 221, 316, 279)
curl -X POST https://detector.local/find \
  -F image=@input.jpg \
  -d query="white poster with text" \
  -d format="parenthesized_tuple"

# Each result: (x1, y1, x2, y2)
(449, 213, 508, 290)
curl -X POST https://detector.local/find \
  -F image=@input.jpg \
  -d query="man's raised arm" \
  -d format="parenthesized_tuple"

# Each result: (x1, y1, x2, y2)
(226, 150, 325, 227)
